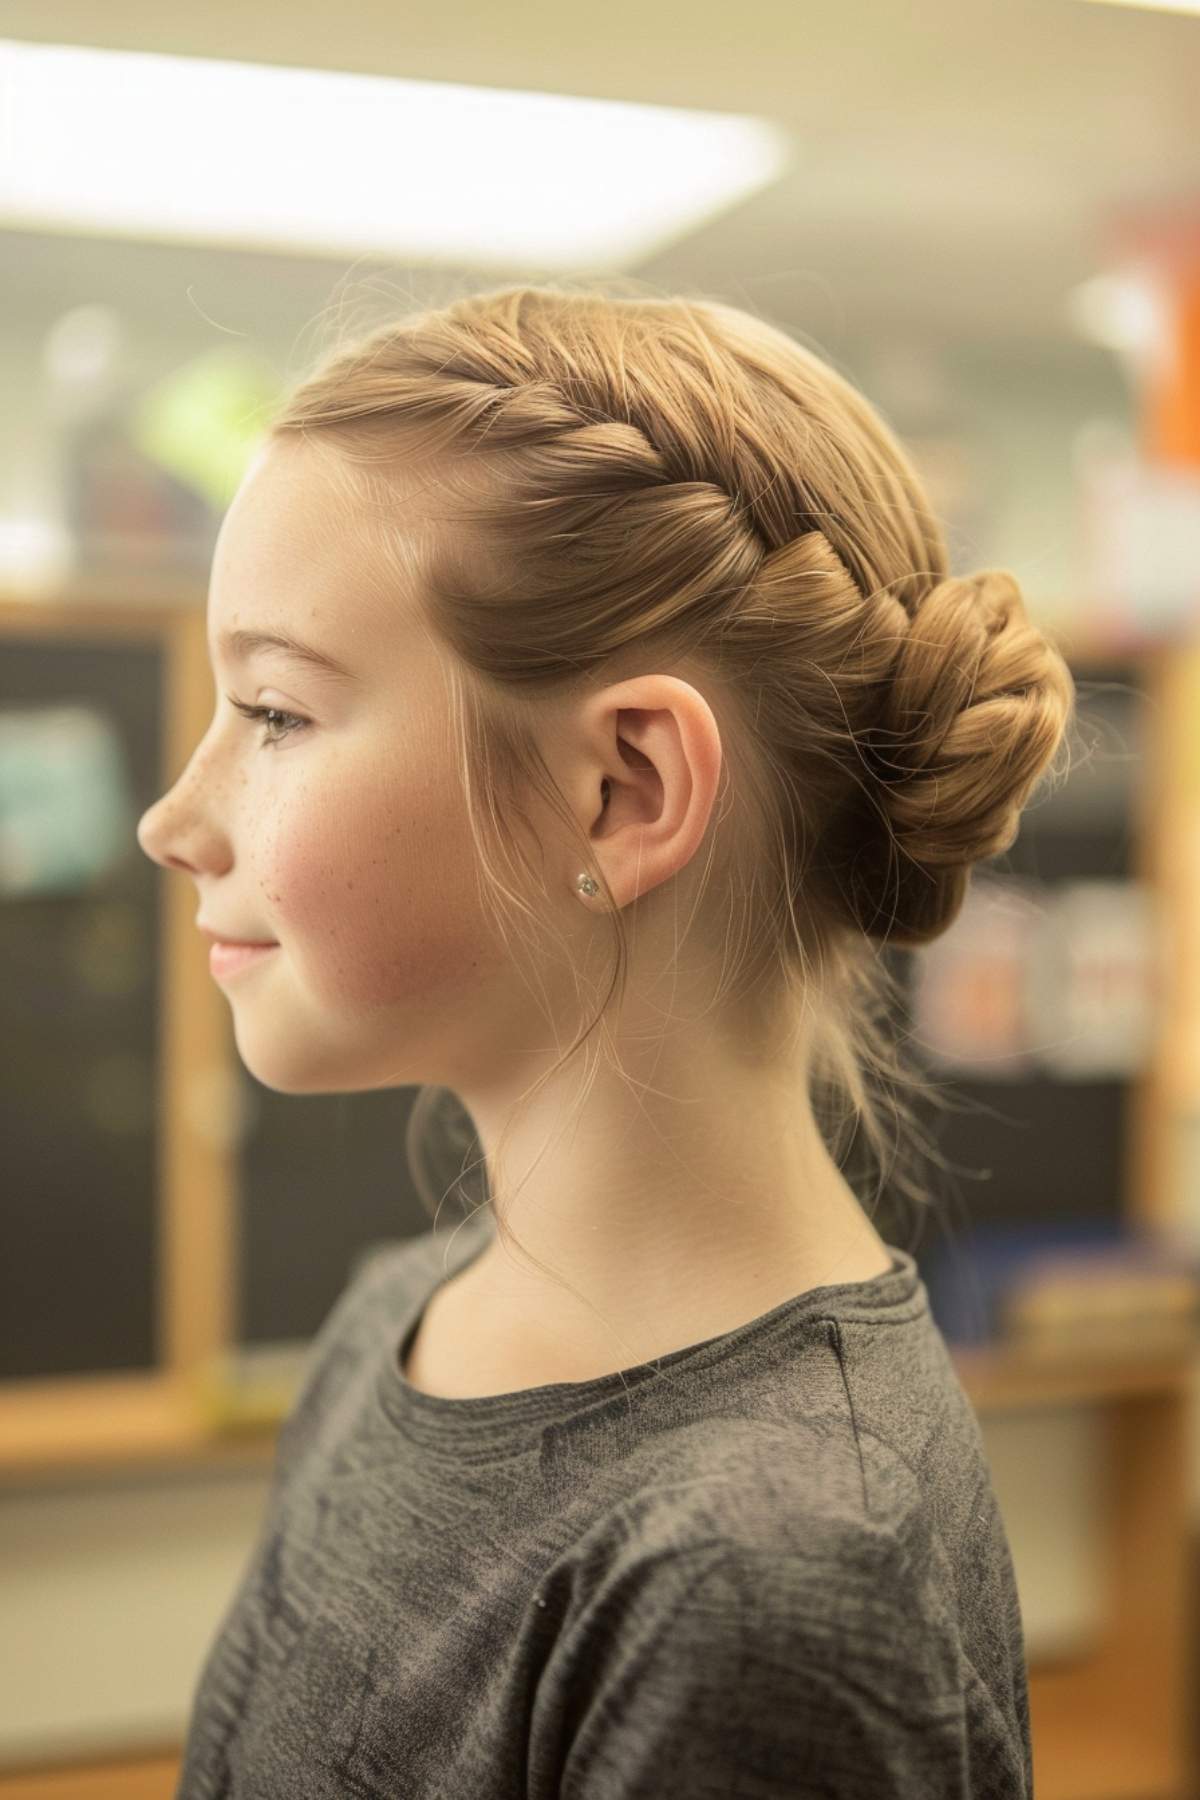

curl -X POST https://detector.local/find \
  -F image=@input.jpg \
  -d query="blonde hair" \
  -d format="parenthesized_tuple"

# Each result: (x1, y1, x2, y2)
(267, 278, 1076, 1289)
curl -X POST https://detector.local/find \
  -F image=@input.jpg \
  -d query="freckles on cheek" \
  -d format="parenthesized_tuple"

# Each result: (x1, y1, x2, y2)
(266, 781, 486, 1011)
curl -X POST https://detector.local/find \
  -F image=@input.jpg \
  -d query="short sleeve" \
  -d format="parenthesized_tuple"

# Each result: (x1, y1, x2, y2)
(556, 1539, 974, 1800)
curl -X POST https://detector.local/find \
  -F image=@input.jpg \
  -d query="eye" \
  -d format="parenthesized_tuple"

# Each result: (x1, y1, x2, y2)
(225, 695, 310, 748)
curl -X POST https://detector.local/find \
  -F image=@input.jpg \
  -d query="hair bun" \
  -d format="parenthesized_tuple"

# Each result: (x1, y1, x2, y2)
(839, 568, 1075, 947)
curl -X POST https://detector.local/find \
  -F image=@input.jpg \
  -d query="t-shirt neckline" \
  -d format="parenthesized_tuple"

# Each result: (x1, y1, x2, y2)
(373, 1207, 926, 1457)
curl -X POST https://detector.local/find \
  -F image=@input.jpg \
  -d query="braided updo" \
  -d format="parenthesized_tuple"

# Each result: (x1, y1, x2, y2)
(826, 565, 1074, 947)
(269, 280, 1075, 1224)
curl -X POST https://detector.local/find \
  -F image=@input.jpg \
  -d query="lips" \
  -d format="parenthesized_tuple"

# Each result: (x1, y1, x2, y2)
(197, 923, 276, 947)
(209, 939, 279, 982)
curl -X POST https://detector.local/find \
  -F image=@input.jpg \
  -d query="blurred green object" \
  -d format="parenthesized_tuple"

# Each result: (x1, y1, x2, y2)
(0, 704, 132, 897)
(128, 345, 283, 512)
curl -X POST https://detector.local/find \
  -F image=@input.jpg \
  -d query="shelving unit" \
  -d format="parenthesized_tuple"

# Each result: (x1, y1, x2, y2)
(934, 634, 1200, 1800)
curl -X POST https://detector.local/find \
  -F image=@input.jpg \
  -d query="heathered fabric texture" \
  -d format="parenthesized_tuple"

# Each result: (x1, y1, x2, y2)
(176, 1207, 1032, 1799)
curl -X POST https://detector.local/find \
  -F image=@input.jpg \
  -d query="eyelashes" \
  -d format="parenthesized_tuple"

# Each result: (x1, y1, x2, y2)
(224, 695, 310, 748)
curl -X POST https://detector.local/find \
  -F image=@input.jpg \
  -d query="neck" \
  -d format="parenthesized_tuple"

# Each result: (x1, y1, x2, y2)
(446, 1031, 891, 1381)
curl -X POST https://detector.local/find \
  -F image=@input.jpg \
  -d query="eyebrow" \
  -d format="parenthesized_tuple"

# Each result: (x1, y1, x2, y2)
(215, 628, 358, 682)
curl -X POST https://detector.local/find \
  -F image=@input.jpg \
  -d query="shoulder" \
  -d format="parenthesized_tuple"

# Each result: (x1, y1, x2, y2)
(552, 1424, 955, 1660)
(552, 1392, 927, 1561)
(575, 1496, 950, 1645)
(545, 1513, 970, 1800)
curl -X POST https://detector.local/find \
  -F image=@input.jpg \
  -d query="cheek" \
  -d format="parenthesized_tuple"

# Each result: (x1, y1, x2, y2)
(260, 760, 493, 1011)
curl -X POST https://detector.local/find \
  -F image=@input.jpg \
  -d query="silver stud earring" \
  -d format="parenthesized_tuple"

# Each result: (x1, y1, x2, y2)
(577, 783, 608, 901)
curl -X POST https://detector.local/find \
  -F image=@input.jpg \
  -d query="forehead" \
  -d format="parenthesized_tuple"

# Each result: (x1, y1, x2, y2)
(208, 438, 389, 665)
(208, 434, 456, 692)
(213, 437, 356, 594)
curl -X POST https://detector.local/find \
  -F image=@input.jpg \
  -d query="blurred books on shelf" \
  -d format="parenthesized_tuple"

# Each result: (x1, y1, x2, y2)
(1024, 879, 1159, 1079)
(910, 872, 1159, 1081)
(921, 1217, 1200, 1357)
(1074, 428, 1200, 649)
(999, 1244, 1199, 1354)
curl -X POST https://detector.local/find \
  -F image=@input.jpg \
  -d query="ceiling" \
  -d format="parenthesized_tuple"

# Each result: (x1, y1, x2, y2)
(3, 0, 1199, 378)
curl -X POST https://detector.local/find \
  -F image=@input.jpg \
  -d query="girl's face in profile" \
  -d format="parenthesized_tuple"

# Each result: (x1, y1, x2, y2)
(137, 437, 561, 1096)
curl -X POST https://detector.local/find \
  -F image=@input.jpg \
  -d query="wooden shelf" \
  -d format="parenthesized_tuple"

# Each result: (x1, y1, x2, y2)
(955, 1331, 1199, 1413)
(0, 1748, 182, 1799)
(0, 1374, 274, 1488)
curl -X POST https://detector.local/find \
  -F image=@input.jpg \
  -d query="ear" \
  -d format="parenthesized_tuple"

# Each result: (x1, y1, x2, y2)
(574, 675, 723, 910)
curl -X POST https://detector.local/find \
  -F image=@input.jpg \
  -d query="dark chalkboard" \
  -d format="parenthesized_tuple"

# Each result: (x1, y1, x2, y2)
(1, 618, 166, 1380)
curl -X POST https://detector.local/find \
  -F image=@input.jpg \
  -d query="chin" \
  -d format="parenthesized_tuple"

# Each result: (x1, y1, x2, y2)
(230, 1033, 356, 1096)
(231, 1030, 409, 1097)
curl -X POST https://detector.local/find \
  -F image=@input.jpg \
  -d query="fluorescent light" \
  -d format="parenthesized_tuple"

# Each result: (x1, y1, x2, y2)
(1074, 0, 1200, 12)
(0, 39, 792, 268)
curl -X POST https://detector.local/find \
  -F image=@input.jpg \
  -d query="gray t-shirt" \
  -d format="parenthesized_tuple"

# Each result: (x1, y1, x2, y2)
(175, 1207, 1032, 1798)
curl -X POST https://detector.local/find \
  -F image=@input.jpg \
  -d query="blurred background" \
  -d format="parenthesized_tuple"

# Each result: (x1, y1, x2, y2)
(2, 0, 1200, 1794)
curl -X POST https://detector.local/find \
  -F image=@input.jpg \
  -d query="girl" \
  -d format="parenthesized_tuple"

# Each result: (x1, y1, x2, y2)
(138, 282, 1072, 1798)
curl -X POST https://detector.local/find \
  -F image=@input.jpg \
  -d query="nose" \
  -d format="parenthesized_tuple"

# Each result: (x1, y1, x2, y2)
(136, 798, 157, 855)
(137, 701, 244, 877)
(137, 762, 228, 876)
(137, 792, 190, 872)
(137, 794, 165, 864)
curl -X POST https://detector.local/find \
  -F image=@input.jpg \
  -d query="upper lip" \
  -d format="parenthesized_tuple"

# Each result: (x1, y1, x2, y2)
(196, 922, 277, 947)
